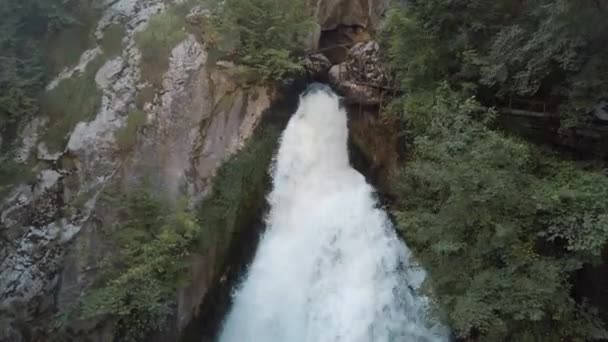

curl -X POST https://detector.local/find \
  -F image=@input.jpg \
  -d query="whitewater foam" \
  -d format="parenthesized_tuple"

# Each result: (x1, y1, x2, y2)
(219, 84, 448, 342)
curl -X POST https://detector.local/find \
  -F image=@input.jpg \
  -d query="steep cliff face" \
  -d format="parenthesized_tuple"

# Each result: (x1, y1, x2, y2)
(0, 1, 273, 340)
(0, 0, 393, 340)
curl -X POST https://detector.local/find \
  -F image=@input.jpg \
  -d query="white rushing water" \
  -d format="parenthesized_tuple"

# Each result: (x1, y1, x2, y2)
(219, 84, 449, 342)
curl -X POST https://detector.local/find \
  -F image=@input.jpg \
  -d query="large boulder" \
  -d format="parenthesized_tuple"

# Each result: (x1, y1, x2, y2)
(303, 53, 333, 79)
(328, 41, 390, 105)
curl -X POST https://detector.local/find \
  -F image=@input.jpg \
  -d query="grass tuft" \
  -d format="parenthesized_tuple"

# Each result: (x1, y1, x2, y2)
(136, 10, 187, 87)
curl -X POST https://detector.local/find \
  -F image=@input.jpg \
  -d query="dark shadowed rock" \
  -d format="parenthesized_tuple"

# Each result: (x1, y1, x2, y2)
(311, 0, 389, 30)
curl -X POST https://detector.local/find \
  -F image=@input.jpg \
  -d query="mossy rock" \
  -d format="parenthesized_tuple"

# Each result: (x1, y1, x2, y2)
(42, 56, 105, 152)
(136, 9, 187, 87)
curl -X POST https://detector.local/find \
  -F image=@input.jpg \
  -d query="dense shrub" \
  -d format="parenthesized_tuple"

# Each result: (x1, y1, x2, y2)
(135, 10, 186, 87)
(391, 85, 608, 340)
(77, 190, 199, 342)
(383, 0, 608, 126)
(70, 126, 279, 341)
(206, 0, 314, 81)
(42, 56, 104, 152)
(382, 3, 608, 339)
(196, 126, 279, 264)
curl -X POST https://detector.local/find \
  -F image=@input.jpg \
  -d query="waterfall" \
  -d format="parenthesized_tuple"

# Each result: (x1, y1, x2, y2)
(218, 84, 448, 342)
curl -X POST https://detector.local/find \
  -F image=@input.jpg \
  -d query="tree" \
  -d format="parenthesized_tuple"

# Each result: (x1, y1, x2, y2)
(383, 0, 608, 125)
(391, 85, 608, 340)
(205, 0, 314, 80)
(0, 0, 74, 134)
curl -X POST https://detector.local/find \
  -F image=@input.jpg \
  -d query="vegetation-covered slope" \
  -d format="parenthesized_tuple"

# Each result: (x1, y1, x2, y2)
(384, 0, 608, 126)
(0, 0, 91, 135)
(383, 1, 608, 340)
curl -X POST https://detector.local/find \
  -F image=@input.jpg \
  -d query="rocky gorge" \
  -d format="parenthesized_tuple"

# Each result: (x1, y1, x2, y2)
(3, 0, 608, 341)
(0, 0, 394, 340)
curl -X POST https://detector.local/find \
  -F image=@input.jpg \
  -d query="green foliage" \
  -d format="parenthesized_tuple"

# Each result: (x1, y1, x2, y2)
(136, 10, 186, 87)
(536, 163, 608, 258)
(77, 190, 200, 341)
(69, 126, 279, 340)
(196, 126, 279, 264)
(384, 3, 608, 338)
(101, 24, 126, 58)
(391, 85, 608, 340)
(383, 1, 608, 125)
(115, 110, 147, 152)
(0, 55, 44, 129)
(206, 0, 314, 81)
(42, 56, 104, 152)
(383, 9, 446, 91)
(0, 0, 75, 133)
(0, 154, 35, 198)
(38, 19, 123, 154)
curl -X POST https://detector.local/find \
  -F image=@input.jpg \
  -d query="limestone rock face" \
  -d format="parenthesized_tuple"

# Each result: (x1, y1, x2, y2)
(0, 0, 274, 340)
(0, 0, 395, 340)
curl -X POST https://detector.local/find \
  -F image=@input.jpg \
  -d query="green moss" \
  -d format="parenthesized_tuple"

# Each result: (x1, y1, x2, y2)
(76, 189, 198, 342)
(115, 110, 147, 152)
(206, 0, 314, 81)
(135, 9, 186, 87)
(100, 24, 126, 58)
(196, 126, 280, 266)
(42, 56, 104, 152)
(0, 156, 36, 199)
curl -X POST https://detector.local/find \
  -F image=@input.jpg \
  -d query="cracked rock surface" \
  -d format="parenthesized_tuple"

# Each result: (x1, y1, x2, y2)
(0, 0, 273, 340)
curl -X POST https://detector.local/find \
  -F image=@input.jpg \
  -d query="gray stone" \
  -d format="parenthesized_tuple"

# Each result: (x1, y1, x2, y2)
(328, 41, 388, 105)
(303, 53, 332, 78)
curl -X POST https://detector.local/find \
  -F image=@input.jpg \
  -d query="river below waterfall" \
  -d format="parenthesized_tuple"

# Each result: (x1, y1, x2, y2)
(218, 84, 448, 342)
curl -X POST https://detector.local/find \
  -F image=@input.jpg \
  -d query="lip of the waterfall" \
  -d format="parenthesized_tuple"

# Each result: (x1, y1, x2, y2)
(302, 82, 334, 97)
(301, 83, 347, 112)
